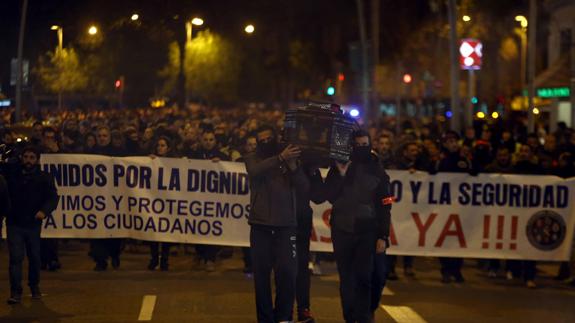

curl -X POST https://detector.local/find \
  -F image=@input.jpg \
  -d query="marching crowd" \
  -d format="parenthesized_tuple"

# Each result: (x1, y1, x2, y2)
(0, 104, 574, 322)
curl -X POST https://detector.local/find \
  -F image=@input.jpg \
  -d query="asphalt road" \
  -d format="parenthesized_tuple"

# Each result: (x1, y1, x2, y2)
(0, 241, 574, 323)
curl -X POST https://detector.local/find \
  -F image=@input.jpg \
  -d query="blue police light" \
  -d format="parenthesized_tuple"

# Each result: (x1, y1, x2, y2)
(445, 110, 453, 118)
(349, 108, 360, 118)
(326, 86, 335, 96)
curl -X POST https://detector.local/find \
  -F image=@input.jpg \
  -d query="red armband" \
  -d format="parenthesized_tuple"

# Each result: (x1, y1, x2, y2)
(381, 196, 395, 206)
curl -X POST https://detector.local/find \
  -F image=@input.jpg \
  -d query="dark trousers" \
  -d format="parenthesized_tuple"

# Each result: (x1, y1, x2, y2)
(439, 257, 463, 277)
(41, 238, 59, 266)
(506, 260, 537, 281)
(370, 252, 389, 312)
(332, 229, 376, 323)
(149, 242, 171, 263)
(91, 238, 123, 265)
(7, 225, 41, 295)
(250, 225, 297, 323)
(195, 245, 220, 263)
(388, 255, 413, 272)
(242, 247, 252, 271)
(296, 214, 312, 312)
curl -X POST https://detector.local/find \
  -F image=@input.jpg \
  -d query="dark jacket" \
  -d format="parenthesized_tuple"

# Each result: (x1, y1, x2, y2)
(296, 166, 325, 220)
(3, 164, 58, 228)
(0, 174, 11, 219)
(437, 151, 476, 174)
(324, 154, 392, 241)
(245, 152, 309, 227)
(189, 148, 230, 161)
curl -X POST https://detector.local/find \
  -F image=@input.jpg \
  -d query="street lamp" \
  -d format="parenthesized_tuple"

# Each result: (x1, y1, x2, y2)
(50, 25, 63, 52)
(131, 14, 139, 21)
(462, 15, 471, 22)
(191, 17, 204, 26)
(88, 25, 98, 35)
(514, 15, 528, 95)
(245, 24, 255, 34)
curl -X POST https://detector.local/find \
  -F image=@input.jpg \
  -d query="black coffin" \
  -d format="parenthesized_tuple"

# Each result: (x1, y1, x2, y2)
(283, 103, 355, 163)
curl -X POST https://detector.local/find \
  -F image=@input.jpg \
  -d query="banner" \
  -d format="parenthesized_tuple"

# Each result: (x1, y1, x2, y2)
(38, 154, 575, 261)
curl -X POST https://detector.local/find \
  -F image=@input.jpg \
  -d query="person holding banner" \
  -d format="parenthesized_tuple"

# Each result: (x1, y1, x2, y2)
(436, 130, 475, 283)
(245, 125, 309, 323)
(188, 129, 230, 272)
(324, 129, 392, 323)
(89, 126, 124, 271)
(147, 136, 177, 271)
(3, 146, 58, 304)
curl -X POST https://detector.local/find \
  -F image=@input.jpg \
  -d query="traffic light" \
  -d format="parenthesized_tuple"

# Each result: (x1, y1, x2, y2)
(115, 79, 122, 89)
(326, 86, 335, 96)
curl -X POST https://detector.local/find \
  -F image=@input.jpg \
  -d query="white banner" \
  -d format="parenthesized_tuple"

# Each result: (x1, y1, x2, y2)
(38, 154, 575, 261)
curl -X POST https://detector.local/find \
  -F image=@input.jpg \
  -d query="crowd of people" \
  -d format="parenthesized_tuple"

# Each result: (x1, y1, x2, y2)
(0, 104, 574, 322)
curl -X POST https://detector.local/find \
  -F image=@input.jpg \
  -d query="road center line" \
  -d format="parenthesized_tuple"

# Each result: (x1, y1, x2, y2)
(138, 295, 157, 321)
(381, 305, 427, 323)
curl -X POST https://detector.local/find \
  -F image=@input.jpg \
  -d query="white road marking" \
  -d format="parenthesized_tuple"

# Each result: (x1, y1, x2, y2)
(382, 286, 395, 296)
(381, 305, 427, 323)
(138, 295, 157, 321)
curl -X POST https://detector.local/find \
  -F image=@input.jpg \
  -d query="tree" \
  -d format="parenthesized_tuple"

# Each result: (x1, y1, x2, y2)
(159, 30, 241, 104)
(35, 48, 88, 96)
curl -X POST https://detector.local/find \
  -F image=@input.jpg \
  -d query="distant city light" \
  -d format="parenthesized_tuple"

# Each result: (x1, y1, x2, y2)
(326, 86, 335, 96)
(532, 107, 540, 115)
(0, 100, 11, 107)
(131, 14, 139, 21)
(476, 112, 485, 119)
(88, 25, 98, 35)
(245, 24, 255, 34)
(402, 74, 412, 84)
(445, 111, 453, 118)
(491, 112, 499, 119)
(51, 25, 60, 30)
(471, 96, 478, 104)
(338, 73, 345, 81)
(349, 109, 360, 118)
(462, 15, 471, 22)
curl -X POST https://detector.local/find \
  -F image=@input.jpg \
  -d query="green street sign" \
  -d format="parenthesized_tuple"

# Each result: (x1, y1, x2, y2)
(537, 87, 570, 98)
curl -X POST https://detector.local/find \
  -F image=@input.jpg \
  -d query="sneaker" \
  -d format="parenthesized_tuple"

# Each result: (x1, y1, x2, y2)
(387, 271, 398, 281)
(31, 287, 42, 300)
(506, 271, 514, 280)
(488, 270, 497, 278)
(205, 261, 216, 272)
(526, 280, 537, 289)
(311, 263, 323, 276)
(6, 294, 21, 305)
(297, 308, 315, 323)
(404, 267, 415, 277)
(111, 257, 120, 269)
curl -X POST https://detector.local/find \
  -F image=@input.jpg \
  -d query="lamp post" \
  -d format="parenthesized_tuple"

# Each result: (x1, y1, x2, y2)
(514, 15, 528, 93)
(244, 24, 255, 34)
(51, 25, 64, 109)
(183, 17, 203, 106)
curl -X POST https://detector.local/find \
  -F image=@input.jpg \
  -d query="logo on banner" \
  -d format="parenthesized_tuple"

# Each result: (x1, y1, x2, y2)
(526, 210, 566, 251)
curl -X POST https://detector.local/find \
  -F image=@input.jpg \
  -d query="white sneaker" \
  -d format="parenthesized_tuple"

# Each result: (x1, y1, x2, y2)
(506, 271, 513, 280)
(312, 263, 323, 276)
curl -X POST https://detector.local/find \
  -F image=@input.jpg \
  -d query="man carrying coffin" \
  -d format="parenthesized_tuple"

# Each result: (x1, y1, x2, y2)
(245, 125, 309, 323)
(324, 129, 393, 323)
